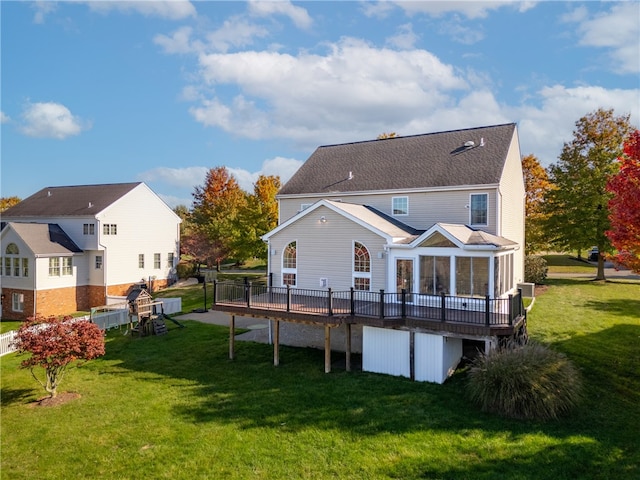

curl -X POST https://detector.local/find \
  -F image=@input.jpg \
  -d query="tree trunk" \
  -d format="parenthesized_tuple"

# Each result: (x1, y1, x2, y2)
(596, 254, 606, 280)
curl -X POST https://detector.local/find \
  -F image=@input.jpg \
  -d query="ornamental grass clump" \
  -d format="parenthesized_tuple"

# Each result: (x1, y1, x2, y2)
(466, 341, 582, 421)
(12, 315, 105, 398)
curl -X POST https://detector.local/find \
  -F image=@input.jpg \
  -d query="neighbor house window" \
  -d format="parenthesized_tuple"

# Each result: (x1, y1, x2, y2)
(167, 252, 175, 268)
(282, 241, 297, 286)
(154, 253, 161, 269)
(95, 255, 103, 269)
(300, 203, 312, 212)
(392, 196, 408, 216)
(470, 194, 488, 225)
(103, 224, 117, 235)
(12, 293, 24, 312)
(49, 257, 60, 276)
(62, 257, 72, 276)
(138, 254, 145, 269)
(83, 223, 95, 235)
(353, 241, 371, 291)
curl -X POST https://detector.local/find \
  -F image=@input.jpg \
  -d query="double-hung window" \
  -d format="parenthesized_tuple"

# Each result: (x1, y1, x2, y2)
(138, 254, 145, 269)
(392, 196, 408, 216)
(154, 253, 161, 269)
(83, 223, 95, 235)
(470, 194, 488, 225)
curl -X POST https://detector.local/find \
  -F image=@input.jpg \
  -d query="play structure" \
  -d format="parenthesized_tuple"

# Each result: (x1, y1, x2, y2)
(126, 287, 185, 336)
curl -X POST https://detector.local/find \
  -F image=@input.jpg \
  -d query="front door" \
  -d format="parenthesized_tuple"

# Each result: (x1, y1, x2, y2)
(396, 259, 414, 302)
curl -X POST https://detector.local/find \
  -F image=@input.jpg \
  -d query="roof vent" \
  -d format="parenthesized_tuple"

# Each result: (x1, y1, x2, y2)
(88, 202, 93, 208)
(479, 137, 485, 147)
(464, 141, 475, 147)
(348, 171, 354, 180)
(47, 191, 52, 197)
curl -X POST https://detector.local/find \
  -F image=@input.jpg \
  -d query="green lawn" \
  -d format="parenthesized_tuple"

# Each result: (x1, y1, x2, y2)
(2, 278, 638, 479)
(543, 254, 597, 274)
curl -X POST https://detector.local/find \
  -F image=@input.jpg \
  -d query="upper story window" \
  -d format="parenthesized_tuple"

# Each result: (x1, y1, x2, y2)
(138, 254, 145, 269)
(6, 243, 19, 255)
(167, 252, 175, 268)
(282, 241, 297, 286)
(470, 194, 488, 225)
(154, 253, 161, 269)
(49, 257, 60, 276)
(83, 223, 95, 235)
(103, 224, 118, 235)
(95, 255, 103, 269)
(392, 196, 408, 216)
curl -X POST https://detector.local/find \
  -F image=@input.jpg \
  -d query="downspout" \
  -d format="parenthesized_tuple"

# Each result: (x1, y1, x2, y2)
(97, 219, 108, 302)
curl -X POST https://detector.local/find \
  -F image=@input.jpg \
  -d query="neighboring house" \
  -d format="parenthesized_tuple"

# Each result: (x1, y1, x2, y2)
(212, 123, 527, 383)
(1, 182, 181, 321)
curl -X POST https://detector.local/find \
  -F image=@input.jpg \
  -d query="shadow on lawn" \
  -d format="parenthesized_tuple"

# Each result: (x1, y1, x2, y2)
(103, 319, 640, 478)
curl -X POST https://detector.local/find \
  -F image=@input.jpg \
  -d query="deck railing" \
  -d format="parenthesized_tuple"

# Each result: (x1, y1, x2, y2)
(212, 281, 525, 327)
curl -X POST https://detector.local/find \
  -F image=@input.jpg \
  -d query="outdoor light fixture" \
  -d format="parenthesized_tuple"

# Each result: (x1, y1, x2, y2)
(320, 216, 327, 223)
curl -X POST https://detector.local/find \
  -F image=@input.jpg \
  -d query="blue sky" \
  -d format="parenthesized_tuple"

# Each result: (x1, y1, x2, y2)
(2, 1, 639, 208)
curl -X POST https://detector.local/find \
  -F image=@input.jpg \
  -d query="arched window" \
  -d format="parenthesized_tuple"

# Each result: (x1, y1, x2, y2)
(353, 241, 371, 291)
(3, 243, 27, 278)
(282, 241, 297, 286)
(5, 243, 19, 255)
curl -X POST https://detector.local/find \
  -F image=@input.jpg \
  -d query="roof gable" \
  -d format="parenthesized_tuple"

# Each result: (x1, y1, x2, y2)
(263, 199, 420, 243)
(2, 182, 142, 217)
(412, 223, 518, 250)
(278, 123, 516, 196)
(4, 222, 83, 256)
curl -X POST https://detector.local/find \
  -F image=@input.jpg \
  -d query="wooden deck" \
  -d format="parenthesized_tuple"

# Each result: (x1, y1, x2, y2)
(211, 282, 526, 338)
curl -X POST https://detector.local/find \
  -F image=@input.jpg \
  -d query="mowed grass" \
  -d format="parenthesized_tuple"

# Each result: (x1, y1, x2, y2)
(2, 279, 639, 479)
(543, 253, 597, 274)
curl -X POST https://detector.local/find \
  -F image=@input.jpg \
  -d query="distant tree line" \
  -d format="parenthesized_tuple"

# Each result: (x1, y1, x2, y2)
(522, 108, 638, 277)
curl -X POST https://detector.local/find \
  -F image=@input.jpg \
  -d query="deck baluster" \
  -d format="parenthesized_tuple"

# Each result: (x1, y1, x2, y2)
(485, 295, 490, 326)
(379, 290, 385, 319)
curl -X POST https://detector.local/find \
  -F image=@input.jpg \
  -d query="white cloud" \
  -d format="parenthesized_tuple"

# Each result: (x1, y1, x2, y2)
(32, 1, 57, 24)
(513, 85, 640, 166)
(190, 38, 468, 146)
(205, 16, 270, 53)
(19, 102, 90, 139)
(139, 157, 303, 208)
(87, 0, 196, 20)
(394, 1, 537, 19)
(386, 23, 419, 49)
(568, 2, 640, 74)
(154, 26, 201, 54)
(0, 111, 10, 123)
(248, 0, 313, 29)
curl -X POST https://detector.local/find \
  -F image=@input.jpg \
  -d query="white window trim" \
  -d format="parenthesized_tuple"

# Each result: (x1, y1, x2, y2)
(392, 196, 409, 216)
(352, 240, 371, 291)
(281, 240, 297, 287)
(469, 193, 488, 226)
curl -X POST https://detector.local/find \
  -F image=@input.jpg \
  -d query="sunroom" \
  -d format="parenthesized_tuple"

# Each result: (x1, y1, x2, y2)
(386, 223, 519, 309)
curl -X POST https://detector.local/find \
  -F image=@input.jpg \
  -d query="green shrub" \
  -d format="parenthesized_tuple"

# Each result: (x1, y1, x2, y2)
(466, 341, 582, 421)
(525, 255, 548, 284)
(176, 261, 194, 279)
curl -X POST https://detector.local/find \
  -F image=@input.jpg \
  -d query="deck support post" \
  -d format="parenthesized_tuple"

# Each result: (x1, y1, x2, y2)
(324, 325, 331, 373)
(345, 323, 352, 372)
(229, 315, 235, 360)
(273, 320, 280, 367)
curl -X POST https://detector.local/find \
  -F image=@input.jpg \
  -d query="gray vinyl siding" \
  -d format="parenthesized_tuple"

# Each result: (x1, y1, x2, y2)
(279, 189, 498, 234)
(267, 205, 387, 291)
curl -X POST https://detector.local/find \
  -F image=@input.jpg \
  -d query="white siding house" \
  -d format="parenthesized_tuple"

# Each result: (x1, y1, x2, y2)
(1, 182, 181, 320)
(213, 124, 527, 383)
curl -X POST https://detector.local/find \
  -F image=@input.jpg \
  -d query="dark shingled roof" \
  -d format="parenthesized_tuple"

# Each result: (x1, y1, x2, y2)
(279, 124, 517, 195)
(2, 182, 141, 217)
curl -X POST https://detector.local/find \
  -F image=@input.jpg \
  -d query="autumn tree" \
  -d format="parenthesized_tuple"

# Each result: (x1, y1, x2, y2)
(0, 196, 21, 212)
(542, 108, 634, 280)
(606, 130, 640, 273)
(377, 132, 397, 139)
(522, 154, 553, 253)
(233, 175, 281, 262)
(191, 167, 248, 269)
(12, 315, 105, 398)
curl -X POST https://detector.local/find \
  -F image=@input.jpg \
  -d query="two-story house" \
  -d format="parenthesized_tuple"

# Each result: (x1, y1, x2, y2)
(211, 123, 526, 383)
(1, 182, 181, 321)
